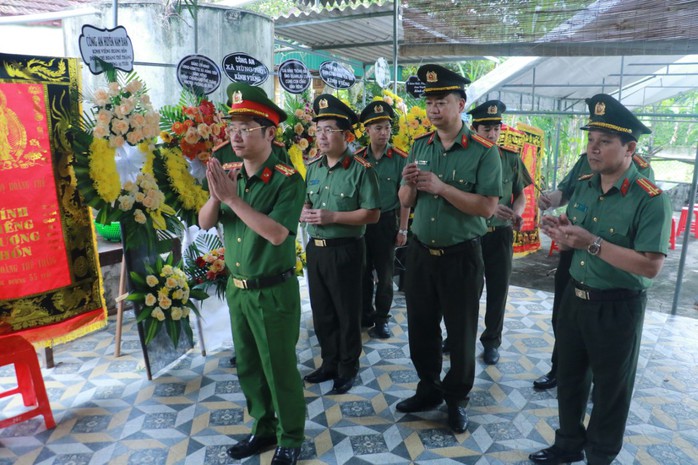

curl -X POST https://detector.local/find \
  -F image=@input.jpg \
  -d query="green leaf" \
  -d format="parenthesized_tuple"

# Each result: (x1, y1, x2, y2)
(130, 272, 146, 287)
(189, 289, 209, 301)
(166, 318, 181, 347)
(135, 306, 152, 323)
(144, 318, 161, 345)
(182, 319, 194, 346)
(126, 291, 146, 302)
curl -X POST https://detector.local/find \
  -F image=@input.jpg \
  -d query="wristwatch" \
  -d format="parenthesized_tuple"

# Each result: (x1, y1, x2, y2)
(587, 236, 603, 256)
(398, 229, 408, 236)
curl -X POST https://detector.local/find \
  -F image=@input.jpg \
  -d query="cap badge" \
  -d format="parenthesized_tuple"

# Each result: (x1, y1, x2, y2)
(426, 71, 438, 83)
(232, 91, 243, 105)
(374, 104, 384, 114)
(594, 101, 606, 116)
(319, 98, 329, 109)
(487, 105, 498, 115)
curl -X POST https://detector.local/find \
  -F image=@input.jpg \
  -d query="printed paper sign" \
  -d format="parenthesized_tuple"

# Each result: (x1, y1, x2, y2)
(78, 25, 134, 74)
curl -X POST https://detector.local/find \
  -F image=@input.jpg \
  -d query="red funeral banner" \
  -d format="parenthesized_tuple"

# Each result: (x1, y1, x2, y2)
(0, 54, 107, 346)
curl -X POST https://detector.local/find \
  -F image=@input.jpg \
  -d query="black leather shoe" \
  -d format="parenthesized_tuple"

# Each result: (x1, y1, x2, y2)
(442, 338, 450, 355)
(533, 372, 557, 390)
(227, 434, 277, 459)
(369, 322, 391, 339)
(483, 347, 500, 365)
(329, 376, 355, 394)
(529, 445, 584, 464)
(396, 394, 443, 413)
(447, 404, 468, 433)
(271, 446, 301, 465)
(303, 368, 336, 384)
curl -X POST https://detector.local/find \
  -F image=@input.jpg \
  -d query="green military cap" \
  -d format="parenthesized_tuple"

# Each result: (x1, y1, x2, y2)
(580, 93, 651, 141)
(359, 100, 395, 126)
(417, 64, 471, 96)
(312, 93, 358, 125)
(468, 100, 506, 124)
(226, 83, 287, 126)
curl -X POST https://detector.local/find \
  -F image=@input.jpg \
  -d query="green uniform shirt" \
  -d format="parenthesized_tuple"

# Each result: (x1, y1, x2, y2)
(218, 154, 305, 279)
(487, 147, 532, 228)
(557, 152, 654, 201)
(355, 144, 408, 212)
(405, 125, 502, 246)
(305, 148, 380, 239)
(566, 163, 671, 290)
(212, 140, 291, 165)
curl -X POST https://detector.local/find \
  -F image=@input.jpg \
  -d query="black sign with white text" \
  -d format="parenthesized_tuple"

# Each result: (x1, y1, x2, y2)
(177, 55, 221, 95)
(78, 25, 134, 74)
(222, 52, 269, 86)
(319, 61, 355, 90)
(406, 75, 426, 98)
(278, 59, 311, 94)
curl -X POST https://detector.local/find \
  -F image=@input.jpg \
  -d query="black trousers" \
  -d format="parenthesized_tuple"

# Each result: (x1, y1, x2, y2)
(550, 249, 574, 375)
(554, 283, 646, 465)
(479, 226, 513, 349)
(404, 238, 484, 406)
(306, 238, 364, 379)
(362, 210, 398, 324)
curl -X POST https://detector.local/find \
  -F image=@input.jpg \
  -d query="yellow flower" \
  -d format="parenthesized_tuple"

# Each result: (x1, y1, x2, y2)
(162, 265, 174, 276)
(133, 209, 147, 224)
(146, 275, 159, 287)
(294, 123, 304, 135)
(298, 138, 309, 150)
(288, 145, 307, 180)
(88, 138, 121, 203)
(158, 295, 172, 310)
(160, 131, 173, 143)
(170, 307, 183, 321)
(145, 293, 157, 306)
(172, 289, 184, 300)
(151, 307, 166, 321)
(165, 277, 178, 289)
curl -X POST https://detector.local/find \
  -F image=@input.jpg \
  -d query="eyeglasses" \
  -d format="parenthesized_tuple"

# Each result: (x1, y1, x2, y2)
(227, 125, 267, 137)
(316, 127, 345, 136)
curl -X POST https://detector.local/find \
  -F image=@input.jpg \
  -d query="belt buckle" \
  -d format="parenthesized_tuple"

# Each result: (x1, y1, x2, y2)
(233, 278, 248, 289)
(574, 287, 590, 300)
(487, 226, 496, 233)
(428, 248, 444, 256)
(314, 239, 326, 247)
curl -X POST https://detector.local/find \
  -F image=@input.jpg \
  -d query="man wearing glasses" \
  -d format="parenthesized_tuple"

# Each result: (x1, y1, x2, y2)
(397, 65, 502, 434)
(355, 101, 410, 339)
(300, 94, 380, 395)
(200, 83, 305, 465)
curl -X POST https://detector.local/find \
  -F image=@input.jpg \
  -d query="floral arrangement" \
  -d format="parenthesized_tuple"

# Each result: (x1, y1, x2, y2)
(159, 93, 228, 164)
(295, 240, 307, 276)
(184, 232, 228, 299)
(393, 105, 433, 153)
(278, 94, 314, 178)
(127, 253, 208, 346)
(152, 146, 210, 226)
(116, 172, 181, 252)
(89, 77, 160, 148)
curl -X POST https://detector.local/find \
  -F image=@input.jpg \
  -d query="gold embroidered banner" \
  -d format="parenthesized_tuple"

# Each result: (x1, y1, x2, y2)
(0, 53, 107, 346)
(500, 123, 543, 256)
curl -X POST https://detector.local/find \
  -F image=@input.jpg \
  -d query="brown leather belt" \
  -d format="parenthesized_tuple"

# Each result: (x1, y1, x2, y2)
(232, 268, 295, 290)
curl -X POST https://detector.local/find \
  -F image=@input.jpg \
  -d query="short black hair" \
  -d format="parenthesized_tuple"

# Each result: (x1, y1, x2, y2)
(317, 117, 352, 131)
(252, 116, 276, 129)
(619, 133, 636, 145)
(426, 90, 467, 101)
(472, 121, 502, 131)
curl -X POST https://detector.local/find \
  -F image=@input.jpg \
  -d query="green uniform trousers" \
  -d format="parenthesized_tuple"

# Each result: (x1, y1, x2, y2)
(227, 277, 306, 448)
(404, 237, 484, 406)
(554, 282, 646, 465)
(479, 226, 513, 349)
(362, 209, 398, 325)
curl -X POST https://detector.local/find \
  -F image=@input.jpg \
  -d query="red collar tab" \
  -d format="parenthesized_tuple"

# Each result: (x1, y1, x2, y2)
(428, 132, 435, 145)
(620, 178, 630, 196)
(342, 156, 352, 169)
(461, 134, 468, 149)
(260, 167, 273, 184)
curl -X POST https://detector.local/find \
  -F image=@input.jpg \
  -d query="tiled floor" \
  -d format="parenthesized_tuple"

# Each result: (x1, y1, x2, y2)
(1, 282, 698, 465)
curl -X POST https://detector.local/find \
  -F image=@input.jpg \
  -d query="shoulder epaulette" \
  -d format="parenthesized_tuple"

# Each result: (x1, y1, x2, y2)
(499, 144, 520, 155)
(471, 133, 495, 148)
(307, 155, 323, 165)
(636, 177, 662, 197)
(273, 140, 285, 148)
(389, 147, 408, 158)
(578, 174, 594, 181)
(212, 140, 230, 152)
(633, 154, 650, 169)
(354, 146, 368, 156)
(414, 131, 433, 140)
(222, 161, 243, 170)
(274, 163, 296, 177)
(353, 155, 373, 168)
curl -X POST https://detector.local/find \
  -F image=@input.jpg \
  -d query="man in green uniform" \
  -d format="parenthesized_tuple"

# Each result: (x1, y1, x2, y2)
(396, 64, 502, 434)
(356, 101, 410, 339)
(533, 146, 654, 390)
(199, 83, 305, 465)
(529, 94, 671, 465)
(468, 100, 531, 365)
(300, 94, 380, 395)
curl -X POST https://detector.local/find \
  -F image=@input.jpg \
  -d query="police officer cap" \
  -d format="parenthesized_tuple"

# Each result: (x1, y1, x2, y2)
(226, 83, 287, 126)
(359, 100, 395, 126)
(417, 64, 471, 96)
(580, 93, 651, 141)
(468, 100, 506, 124)
(312, 94, 358, 125)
